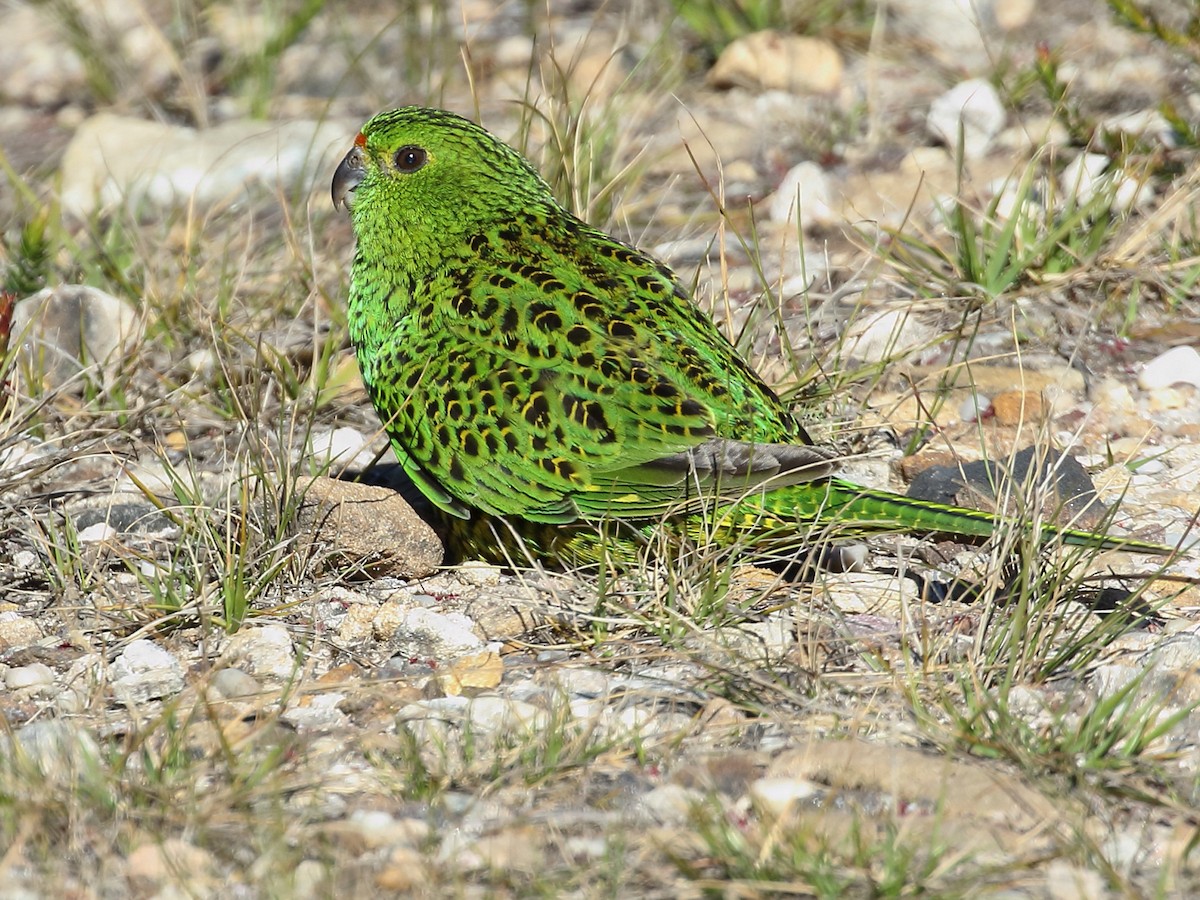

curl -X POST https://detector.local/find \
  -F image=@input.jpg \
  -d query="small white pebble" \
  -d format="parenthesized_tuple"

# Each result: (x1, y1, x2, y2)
(12, 550, 38, 571)
(77, 522, 117, 543)
(309, 427, 368, 462)
(767, 161, 837, 228)
(1132, 459, 1166, 475)
(958, 393, 992, 422)
(749, 777, 822, 818)
(927, 78, 1006, 158)
(1138, 346, 1200, 391)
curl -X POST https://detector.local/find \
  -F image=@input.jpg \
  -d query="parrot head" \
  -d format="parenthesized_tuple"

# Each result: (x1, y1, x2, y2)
(332, 107, 554, 227)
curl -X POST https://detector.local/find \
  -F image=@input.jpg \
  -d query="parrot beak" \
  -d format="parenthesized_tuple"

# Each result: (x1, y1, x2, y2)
(332, 145, 365, 211)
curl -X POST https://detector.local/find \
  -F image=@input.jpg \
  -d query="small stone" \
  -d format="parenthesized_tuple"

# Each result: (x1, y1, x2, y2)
(818, 572, 919, 615)
(397, 695, 469, 721)
(220, 625, 298, 683)
(991, 390, 1048, 426)
(12, 550, 37, 571)
(636, 784, 704, 825)
(1094, 378, 1137, 414)
(55, 685, 89, 714)
(0, 612, 42, 652)
(464, 696, 548, 734)
(1139, 346, 1200, 391)
(994, 0, 1034, 29)
(550, 667, 612, 698)
(1102, 109, 1176, 147)
(958, 393, 993, 422)
(281, 701, 350, 732)
(336, 602, 378, 645)
(1146, 633, 1200, 674)
(77, 522, 118, 544)
(392, 608, 483, 660)
(891, 0, 1010, 68)
(842, 308, 935, 364)
(707, 31, 843, 94)
(72, 499, 175, 538)
(1091, 661, 1141, 700)
(209, 667, 262, 699)
(457, 560, 503, 586)
(371, 602, 407, 641)
(1060, 152, 1153, 213)
(0, 5, 87, 106)
(462, 827, 545, 873)
(308, 427, 370, 466)
(375, 847, 427, 891)
(1131, 457, 1166, 475)
(563, 836, 609, 860)
(748, 776, 822, 818)
(5, 663, 55, 692)
(908, 446, 1106, 530)
(1146, 387, 1192, 412)
(291, 475, 443, 578)
(1060, 152, 1110, 203)
(291, 859, 330, 900)
(927, 78, 1006, 158)
(1045, 859, 1107, 900)
(60, 114, 351, 218)
(14, 720, 101, 781)
(110, 639, 185, 703)
(438, 650, 504, 695)
(767, 161, 837, 229)
(13, 286, 143, 391)
(346, 810, 430, 850)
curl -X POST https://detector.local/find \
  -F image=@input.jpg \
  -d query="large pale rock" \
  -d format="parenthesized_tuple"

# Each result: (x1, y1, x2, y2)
(60, 114, 353, 218)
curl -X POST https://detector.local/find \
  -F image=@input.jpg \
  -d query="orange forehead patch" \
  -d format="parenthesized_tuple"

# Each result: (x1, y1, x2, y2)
(354, 132, 367, 148)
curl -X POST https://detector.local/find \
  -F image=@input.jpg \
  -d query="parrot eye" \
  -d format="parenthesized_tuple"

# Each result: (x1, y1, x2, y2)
(394, 146, 427, 173)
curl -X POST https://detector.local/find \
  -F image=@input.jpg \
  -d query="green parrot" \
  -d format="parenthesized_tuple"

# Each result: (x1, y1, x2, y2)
(331, 106, 1171, 566)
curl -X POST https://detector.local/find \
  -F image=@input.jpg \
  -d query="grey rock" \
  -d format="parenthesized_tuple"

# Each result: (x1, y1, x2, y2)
(907, 446, 1107, 530)
(73, 499, 176, 538)
(12, 720, 101, 782)
(208, 667, 262, 699)
(391, 608, 483, 660)
(110, 639, 185, 703)
(13, 285, 143, 391)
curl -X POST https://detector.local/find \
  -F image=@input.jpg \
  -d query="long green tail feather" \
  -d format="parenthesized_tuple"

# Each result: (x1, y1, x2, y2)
(733, 479, 1173, 554)
(441, 477, 1174, 567)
